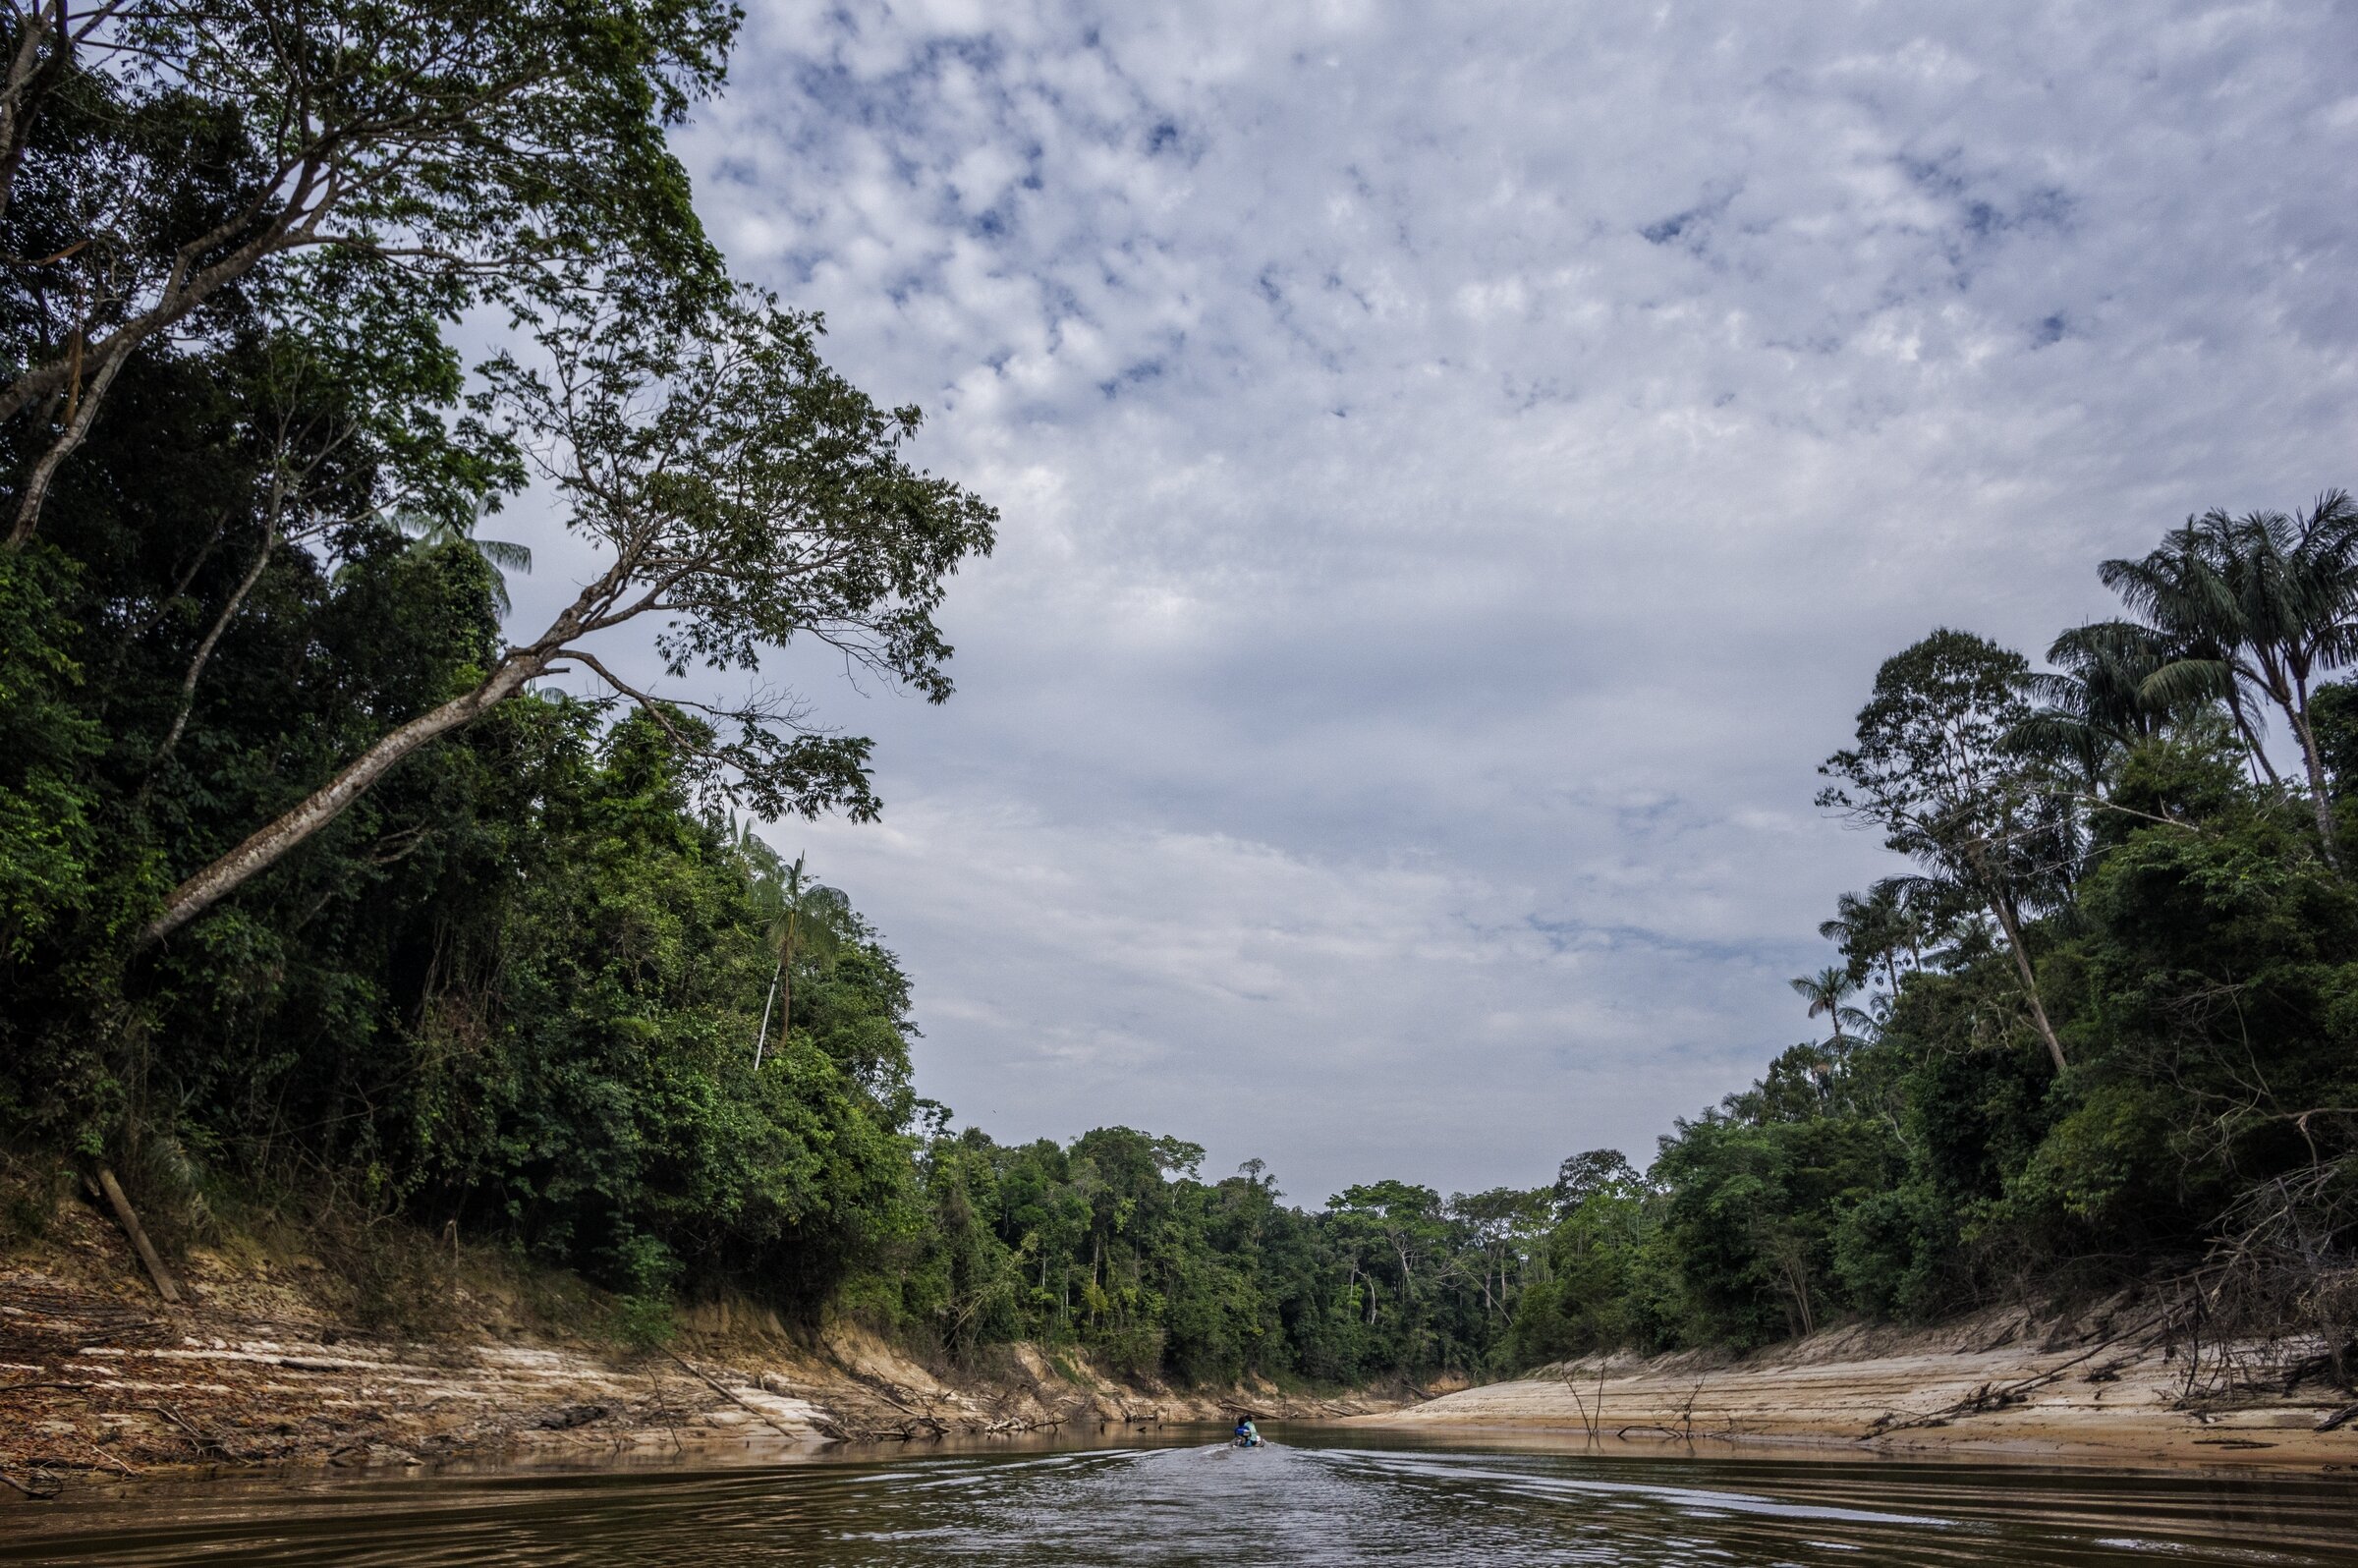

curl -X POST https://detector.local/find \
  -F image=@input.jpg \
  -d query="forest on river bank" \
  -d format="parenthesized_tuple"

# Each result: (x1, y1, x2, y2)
(3, 0, 2356, 1396)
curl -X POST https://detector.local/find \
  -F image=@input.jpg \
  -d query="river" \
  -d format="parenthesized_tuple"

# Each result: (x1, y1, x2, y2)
(6, 1428, 2356, 1565)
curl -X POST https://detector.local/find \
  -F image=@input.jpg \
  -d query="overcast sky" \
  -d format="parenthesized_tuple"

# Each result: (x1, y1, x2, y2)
(510, 0, 2358, 1205)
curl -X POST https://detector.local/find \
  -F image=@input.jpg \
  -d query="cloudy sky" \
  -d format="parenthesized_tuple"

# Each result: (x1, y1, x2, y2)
(514, 0, 2357, 1204)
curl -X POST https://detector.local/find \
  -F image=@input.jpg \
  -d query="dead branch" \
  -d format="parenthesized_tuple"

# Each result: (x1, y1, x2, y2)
(0, 1468, 62, 1499)
(660, 1349, 810, 1443)
(91, 1165, 181, 1304)
(1865, 1316, 2162, 1438)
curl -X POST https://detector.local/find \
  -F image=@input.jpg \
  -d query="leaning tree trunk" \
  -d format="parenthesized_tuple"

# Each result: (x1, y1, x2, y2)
(8, 345, 129, 549)
(151, 519, 276, 768)
(138, 651, 545, 945)
(753, 960, 780, 1068)
(1985, 890, 2067, 1075)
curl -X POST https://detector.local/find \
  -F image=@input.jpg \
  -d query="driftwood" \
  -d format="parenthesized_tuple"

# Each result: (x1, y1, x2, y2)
(137, 1401, 248, 1462)
(2317, 1403, 2358, 1432)
(92, 1166, 181, 1304)
(79, 1438, 140, 1477)
(662, 1350, 816, 1443)
(1560, 1358, 1608, 1439)
(0, 1469, 62, 1500)
(1865, 1316, 2162, 1439)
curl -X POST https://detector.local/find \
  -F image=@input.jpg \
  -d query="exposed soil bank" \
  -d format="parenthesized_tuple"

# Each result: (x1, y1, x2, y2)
(0, 1198, 1401, 1499)
(1357, 1303, 2358, 1467)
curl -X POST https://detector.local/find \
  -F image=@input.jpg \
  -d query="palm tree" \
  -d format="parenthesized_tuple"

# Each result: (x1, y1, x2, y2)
(1819, 884, 1907, 996)
(2104, 493, 2358, 856)
(744, 841, 851, 1069)
(1877, 873, 1965, 969)
(1789, 966, 1872, 1044)
(2206, 494, 2358, 850)
(2014, 620, 2176, 795)
(749, 852, 804, 1070)
(390, 500, 533, 614)
(2101, 517, 2277, 787)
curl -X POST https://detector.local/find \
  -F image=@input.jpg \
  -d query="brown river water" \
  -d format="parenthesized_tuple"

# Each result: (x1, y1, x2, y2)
(5, 1427, 2356, 1566)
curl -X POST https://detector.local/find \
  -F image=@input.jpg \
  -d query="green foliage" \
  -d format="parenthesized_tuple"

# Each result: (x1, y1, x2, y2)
(613, 1295, 679, 1352)
(0, 548, 103, 957)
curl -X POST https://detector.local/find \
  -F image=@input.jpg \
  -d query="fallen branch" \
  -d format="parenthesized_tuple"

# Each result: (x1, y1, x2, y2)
(0, 1468, 62, 1499)
(662, 1350, 813, 1443)
(140, 1402, 233, 1460)
(859, 1381, 949, 1435)
(2318, 1403, 2358, 1432)
(80, 1438, 140, 1477)
(92, 1166, 181, 1305)
(1865, 1316, 2162, 1439)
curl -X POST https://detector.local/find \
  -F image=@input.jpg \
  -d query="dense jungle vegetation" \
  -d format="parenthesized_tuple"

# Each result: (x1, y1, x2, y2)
(3, 1, 2354, 1391)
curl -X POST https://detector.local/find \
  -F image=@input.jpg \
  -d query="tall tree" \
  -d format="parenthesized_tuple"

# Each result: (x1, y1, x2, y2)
(2013, 620, 2176, 796)
(2103, 494, 2358, 855)
(2097, 519, 2275, 785)
(1788, 965, 1869, 1043)
(1819, 629, 2077, 1073)
(1817, 882, 1918, 994)
(2, 0, 737, 547)
(1550, 1148, 1638, 1214)
(140, 292, 997, 945)
(744, 844, 851, 1070)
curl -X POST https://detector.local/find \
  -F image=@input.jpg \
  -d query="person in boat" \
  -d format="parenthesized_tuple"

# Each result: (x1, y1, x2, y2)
(1232, 1415, 1260, 1446)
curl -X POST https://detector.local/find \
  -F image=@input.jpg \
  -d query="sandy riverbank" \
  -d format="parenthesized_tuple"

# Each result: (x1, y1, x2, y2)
(1355, 1304, 2358, 1467)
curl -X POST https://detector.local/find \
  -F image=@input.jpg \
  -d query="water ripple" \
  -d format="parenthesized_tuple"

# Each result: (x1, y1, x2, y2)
(5, 1428, 2355, 1566)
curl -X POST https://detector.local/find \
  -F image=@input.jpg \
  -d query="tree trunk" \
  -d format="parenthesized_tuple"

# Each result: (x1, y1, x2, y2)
(138, 652, 544, 945)
(2227, 689, 2283, 792)
(93, 1165, 180, 1305)
(7, 343, 128, 549)
(753, 961, 780, 1068)
(774, 909, 795, 1062)
(0, 11, 59, 224)
(151, 520, 275, 768)
(2285, 700, 2341, 868)
(1986, 891, 2066, 1074)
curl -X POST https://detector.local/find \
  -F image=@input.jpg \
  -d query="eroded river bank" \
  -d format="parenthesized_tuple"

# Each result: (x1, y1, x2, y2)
(10, 1240, 2358, 1500)
(0, 1210, 1402, 1496)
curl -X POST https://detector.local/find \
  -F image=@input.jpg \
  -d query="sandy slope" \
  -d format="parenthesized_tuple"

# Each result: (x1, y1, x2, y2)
(1356, 1305, 2358, 1466)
